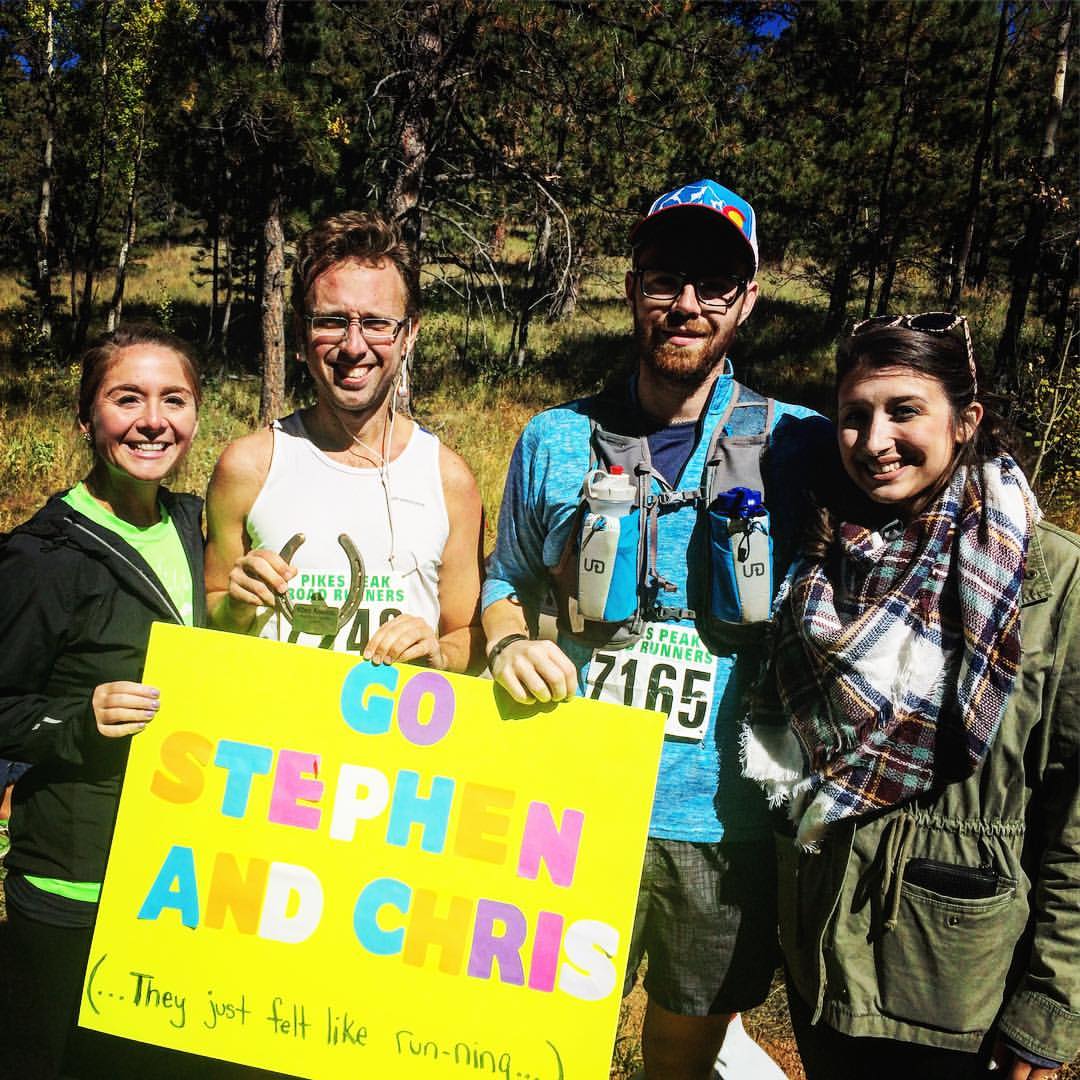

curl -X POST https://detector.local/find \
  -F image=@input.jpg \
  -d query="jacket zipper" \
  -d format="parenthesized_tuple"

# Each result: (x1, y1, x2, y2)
(905, 858, 998, 884)
(67, 519, 184, 625)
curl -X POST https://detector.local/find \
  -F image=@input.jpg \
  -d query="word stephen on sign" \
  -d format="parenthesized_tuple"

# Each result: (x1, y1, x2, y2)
(136, 664, 619, 1002)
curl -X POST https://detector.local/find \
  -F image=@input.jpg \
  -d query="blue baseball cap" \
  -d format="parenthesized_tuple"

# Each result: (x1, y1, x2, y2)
(631, 179, 758, 275)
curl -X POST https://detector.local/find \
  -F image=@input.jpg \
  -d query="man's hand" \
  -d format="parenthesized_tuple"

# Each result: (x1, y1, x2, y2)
(92, 681, 160, 738)
(489, 638, 577, 704)
(226, 547, 297, 614)
(365, 613, 446, 669)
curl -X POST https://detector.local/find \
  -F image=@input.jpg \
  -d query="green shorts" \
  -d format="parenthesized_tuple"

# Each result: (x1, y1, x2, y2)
(623, 837, 779, 1016)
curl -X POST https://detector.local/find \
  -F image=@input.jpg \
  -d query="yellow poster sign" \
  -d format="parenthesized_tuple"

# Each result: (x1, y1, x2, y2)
(81, 625, 664, 1078)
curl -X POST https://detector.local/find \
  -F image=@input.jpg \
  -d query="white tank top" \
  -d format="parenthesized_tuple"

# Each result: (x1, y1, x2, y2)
(247, 412, 448, 653)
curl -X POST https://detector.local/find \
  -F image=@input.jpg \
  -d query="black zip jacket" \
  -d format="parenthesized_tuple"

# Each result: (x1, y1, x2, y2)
(0, 490, 205, 889)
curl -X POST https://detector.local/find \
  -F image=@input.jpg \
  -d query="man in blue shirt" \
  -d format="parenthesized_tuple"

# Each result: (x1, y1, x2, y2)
(482, 179, 829, 1079)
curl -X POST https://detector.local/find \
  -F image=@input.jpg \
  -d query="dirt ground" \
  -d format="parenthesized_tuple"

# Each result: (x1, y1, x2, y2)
(742, 979, 806, 1080)
(610, 970, 802, 1080)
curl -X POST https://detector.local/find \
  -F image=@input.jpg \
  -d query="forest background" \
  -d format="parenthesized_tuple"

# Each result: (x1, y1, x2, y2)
(0, 1, 1077, 1077)
(0, 0, 1077, 537)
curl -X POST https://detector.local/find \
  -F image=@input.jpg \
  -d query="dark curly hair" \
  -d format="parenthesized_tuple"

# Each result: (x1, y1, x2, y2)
(291, 210, 419, 322)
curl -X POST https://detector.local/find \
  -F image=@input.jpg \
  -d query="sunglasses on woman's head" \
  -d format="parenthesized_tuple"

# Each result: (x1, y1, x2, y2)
(851, 312, 977, 393)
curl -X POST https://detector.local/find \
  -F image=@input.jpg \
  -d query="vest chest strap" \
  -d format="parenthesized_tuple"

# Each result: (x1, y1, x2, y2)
(652, 604, 696, 622)
(647, 488, 702, 511)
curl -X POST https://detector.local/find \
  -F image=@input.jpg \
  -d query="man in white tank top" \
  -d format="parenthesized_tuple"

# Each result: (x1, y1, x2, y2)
(204, 211, 484, 672)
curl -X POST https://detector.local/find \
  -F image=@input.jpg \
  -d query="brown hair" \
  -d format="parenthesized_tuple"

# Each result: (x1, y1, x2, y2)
(291, 211, 420, 320)
(77, 324, 202, 424)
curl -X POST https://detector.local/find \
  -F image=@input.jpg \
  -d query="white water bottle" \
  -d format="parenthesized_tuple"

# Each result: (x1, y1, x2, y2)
(577, 466, 637, 622)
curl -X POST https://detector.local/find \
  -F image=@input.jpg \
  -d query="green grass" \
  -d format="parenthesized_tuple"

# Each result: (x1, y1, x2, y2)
(2, 245, 1076, 537)
(0, 258, 825, 540)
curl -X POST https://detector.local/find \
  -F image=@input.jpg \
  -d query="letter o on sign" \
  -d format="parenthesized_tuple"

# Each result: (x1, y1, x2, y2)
(397, 671, 455, 746)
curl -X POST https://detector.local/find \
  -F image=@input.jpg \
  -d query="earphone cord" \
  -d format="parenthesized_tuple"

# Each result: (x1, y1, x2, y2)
(382, 334, 413, 568)
(333, 387, 399, 570)
(350, 402, 399, 571)
(381, 400, 398, 570)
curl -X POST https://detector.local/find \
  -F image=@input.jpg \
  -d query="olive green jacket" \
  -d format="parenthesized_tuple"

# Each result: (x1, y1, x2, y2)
(779, 520, 1080, 1064)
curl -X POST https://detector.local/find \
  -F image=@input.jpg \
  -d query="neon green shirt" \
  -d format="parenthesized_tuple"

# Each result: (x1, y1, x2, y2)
(63, 481, 194, 626)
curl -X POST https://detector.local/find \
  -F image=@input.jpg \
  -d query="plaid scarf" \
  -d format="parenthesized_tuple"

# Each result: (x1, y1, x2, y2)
(742, 455, 1037, 849)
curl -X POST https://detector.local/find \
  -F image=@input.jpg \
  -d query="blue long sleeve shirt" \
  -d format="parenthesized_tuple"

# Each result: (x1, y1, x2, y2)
(483, 368, 833, 842)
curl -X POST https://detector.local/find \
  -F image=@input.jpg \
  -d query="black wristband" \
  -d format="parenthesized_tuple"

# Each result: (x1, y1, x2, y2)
(486, 633, 530, 669)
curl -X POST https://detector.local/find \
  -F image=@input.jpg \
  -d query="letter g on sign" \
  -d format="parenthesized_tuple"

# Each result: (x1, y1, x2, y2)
(340, 664, 400, 736)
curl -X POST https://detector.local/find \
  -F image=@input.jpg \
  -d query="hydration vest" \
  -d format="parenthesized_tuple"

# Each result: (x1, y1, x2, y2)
(551, 381, 776, 654)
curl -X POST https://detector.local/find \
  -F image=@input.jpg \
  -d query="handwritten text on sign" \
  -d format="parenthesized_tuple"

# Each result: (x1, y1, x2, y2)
(81, 625, 664, 1078)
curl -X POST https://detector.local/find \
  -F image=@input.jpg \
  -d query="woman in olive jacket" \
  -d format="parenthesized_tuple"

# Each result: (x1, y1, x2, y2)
(743, 315, 1079, 1080)
(0, 325, 205, 1078)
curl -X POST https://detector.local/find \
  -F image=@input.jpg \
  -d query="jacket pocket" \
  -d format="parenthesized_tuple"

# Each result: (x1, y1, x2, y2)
(902, 858, 999, 899)
(877, 871, 1021, 1034)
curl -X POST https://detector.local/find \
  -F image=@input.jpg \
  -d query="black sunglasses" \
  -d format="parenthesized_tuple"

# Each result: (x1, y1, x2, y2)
(851, 312, 977, 392)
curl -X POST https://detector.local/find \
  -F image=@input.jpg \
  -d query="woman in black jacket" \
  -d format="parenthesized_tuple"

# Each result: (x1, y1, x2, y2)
(0, 324, 205, 1077)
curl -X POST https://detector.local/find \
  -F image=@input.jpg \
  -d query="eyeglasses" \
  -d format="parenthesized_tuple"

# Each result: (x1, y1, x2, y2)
(305, 314, 411, 345)
(636, 268, 747, 308)
(851, 311, 977, 393)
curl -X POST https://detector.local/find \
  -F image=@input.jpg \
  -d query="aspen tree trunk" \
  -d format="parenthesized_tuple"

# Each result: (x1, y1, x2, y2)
(221, 234, 234, 351)
(259, 0, 287, 424)
(995, 3, 1071, 375)
(33, 0, 56, 341)
(73, 0, 112, 354)
(207, 230, 219, 346)
(106, 108, 147, 333)
(509, 208, 551, 368)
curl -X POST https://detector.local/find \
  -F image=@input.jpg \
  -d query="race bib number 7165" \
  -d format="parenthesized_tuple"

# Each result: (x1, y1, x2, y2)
(585, 625, 718, 743)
